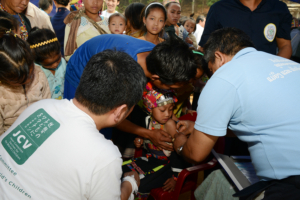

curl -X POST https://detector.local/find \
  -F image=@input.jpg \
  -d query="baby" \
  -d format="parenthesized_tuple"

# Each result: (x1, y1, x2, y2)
(108, 13, 127, 34)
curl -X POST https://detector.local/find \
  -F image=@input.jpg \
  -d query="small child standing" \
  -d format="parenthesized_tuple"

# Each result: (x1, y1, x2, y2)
(183, 17, 198, 49)
(138, 2, 166, 45)
(27, 28, 67, 100)
(108, 13, 127, 34)
(123, 82, 190, 199)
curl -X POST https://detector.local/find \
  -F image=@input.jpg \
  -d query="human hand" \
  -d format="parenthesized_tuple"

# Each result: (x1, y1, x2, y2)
(134, 137, 143, 148)
(123, 171, 140, 187)
(173, 132, 188, 154)
(162, 177, 176, 192)
(185, 37, 193, 44)
(176, 120, 195, 135)
(148, 129, 173, 151)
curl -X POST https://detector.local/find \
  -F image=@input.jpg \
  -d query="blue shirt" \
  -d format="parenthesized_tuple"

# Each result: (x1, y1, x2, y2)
(36, 58, 67, 100)
(51, 7, 70, 57)
(200, 0, 292, 55)
(195, 47, 300, 181)
(64, 34, 155, 99)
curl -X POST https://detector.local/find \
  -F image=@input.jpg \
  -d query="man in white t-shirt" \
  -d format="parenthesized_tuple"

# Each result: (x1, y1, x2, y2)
(101, 0, 119, 18)
(0, 50, 145, 200)
(193, 15, 206, 48)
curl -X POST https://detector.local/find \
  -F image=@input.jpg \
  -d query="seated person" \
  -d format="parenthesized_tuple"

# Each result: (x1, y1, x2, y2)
(124, 85, 190, 199)
(27, 28, 67, 100)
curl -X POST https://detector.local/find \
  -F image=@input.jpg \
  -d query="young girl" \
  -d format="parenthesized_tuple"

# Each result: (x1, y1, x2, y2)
(183, 17, 198, 49)
(108, 13, 126, 34)
(122, 83, 190, 199)
(27, 28, 67, 100)
(138, 2, 166, 45)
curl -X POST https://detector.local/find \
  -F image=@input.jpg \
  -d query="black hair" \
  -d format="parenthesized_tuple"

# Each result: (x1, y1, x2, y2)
(27, 27, 61, 64)
(55, 0, 70, 6)
(125, 3, 145, 31)
(196, 14, 206, 24)
(203, 27, 255, 63)
(0, 11, 19, 31)
(0, 30, 34, 85)
(75, 49, 147, 115)
(140, 2, 167, 35)
(165, 2, 180, 9)
(108, 13, 127, 25)
(147, 37, 198, 84)
(39, 0, 53, 11)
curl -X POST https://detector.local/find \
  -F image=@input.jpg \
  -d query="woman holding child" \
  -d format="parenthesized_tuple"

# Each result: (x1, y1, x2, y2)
(64, 0, 109, 61)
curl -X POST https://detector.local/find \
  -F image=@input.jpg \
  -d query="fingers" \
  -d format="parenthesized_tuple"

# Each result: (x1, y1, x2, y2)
(176, 121, 186, 130)
(158, 142, 173, 151)
(159, 130, 172, 139)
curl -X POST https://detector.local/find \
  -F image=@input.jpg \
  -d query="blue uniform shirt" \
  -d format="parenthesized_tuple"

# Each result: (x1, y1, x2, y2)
(64, 34, 155, 100)
(199, 0, 292, 55)
(195, 47, 300, 181)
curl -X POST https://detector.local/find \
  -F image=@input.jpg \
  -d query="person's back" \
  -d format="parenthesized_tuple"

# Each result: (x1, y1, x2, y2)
(205, 47, 300, 180)
(0, 99, 121, 199)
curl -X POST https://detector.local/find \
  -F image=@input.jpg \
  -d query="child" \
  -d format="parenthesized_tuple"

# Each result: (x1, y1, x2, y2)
(138, 2, 166, 45)
(108, 13, 126, 34)
(183, 16, 198, 49)
(101, 0, 120, 18)
(122, 83, 190, 199)
(27, 27, 67, 100)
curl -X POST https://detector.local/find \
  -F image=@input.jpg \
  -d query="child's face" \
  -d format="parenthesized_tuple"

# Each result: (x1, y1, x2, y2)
(105, 0, 119, 13)
(41, 53, 61, 70)
(109, 16, 126, 34)
(184, 20, 195, 34)
(83, 0, 103, 14)
(152, 104, 174, 124)
(143, 8, 166, 35)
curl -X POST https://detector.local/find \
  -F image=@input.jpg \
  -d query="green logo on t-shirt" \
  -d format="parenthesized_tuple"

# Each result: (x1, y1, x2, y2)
(1, 109, 60, 165)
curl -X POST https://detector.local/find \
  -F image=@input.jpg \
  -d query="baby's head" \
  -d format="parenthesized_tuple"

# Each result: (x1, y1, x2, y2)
(143, 84, 177, 124)
(27, 28, 61, 70)
(108, 13, 127, 34)
(183, 18, 196, 34)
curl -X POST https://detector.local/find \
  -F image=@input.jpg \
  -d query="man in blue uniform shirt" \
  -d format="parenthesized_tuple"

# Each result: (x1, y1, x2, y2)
(174, 27, 300, 199)
(199, 0, 292, 59)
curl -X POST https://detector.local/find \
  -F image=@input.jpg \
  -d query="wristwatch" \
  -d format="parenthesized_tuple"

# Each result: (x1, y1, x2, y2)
(177, 145, 184, 155)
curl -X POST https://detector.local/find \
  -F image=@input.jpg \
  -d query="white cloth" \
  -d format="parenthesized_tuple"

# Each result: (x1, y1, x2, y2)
(25, 2, 54, 31)
(0, 99, 122, 200)
(193, 24, 204, 46)
(101, 10, 118, 19)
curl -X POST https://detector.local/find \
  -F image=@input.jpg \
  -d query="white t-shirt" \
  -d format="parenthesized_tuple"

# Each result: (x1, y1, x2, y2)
(193, 24, 204, 46)
(0, 99, 122, 200)
(101, 10, 118, 19)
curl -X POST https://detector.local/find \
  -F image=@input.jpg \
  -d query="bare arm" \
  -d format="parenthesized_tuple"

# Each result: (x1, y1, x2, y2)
(164, 119, 177, 138)
(120, 181, 132, 200)
(276, 37, 292, 59)
(116, 119, 173, 151)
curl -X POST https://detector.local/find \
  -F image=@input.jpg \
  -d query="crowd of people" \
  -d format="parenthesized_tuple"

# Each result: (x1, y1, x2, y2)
(0, 0, 300, 199)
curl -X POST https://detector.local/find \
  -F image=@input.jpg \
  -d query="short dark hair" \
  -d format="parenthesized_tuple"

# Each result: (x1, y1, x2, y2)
(108, 13, 127, 25)
(27, 27, 61, 64)
(56, 0, 70, 6)
(196, 14, 205, 24)
(203, 27, 255, 63)
(125, 3, 145, 30)
(75, 50, 147, 115)
(0, 30, 34, 85)
(147, 37, 198, 85)
(39, 0, 53, 11)
(165, 2, 180, 9)
(0, 11, 19, 31)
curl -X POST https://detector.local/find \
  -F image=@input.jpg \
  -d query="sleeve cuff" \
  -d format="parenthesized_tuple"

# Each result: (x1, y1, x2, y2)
(194, 124, 227, 137)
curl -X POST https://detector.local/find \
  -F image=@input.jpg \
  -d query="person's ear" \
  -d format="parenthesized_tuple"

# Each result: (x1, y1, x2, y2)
(143, 17, 146, 25)
(116, 0, 120, 6)
(113, 104, 128, 123)
(150, 74, 160, 82)
(214, 51, 226, 68)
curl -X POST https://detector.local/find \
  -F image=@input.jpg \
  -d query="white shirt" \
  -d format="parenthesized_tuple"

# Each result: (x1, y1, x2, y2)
(193, 24, 204, 46)
(0, 99, 122, 200)
(101, 10, 118, 19)
(25, 2, 54, 31)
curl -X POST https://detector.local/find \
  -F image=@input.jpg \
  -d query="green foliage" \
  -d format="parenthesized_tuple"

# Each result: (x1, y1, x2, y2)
(207, 0, 219, 7)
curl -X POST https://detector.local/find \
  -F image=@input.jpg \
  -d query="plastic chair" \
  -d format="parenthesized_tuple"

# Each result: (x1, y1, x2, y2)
(149, 113, 225, 200)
